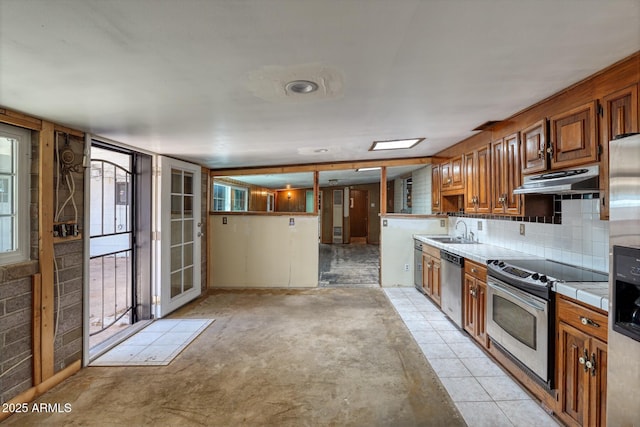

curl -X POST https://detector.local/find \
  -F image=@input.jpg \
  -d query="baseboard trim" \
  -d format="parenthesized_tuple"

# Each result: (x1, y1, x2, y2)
(0, 360, 81, 422)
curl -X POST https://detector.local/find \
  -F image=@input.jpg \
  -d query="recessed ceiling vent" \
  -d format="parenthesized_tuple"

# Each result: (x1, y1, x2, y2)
(285, 80, 319, 94)
(246, 63, 344, 103)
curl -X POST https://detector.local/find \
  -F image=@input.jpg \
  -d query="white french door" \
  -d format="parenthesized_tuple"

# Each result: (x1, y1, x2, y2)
(156, 156, 202, 317)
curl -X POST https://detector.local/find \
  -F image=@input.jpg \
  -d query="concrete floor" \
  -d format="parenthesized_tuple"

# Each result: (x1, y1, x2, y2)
(4, 288, 464, 426)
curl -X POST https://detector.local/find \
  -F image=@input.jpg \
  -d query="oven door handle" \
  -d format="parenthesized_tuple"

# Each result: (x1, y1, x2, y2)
(488, 281, 545, 312)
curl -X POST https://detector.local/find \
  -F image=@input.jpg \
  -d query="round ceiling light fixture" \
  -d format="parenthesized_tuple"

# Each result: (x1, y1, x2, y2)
(285, 80, 319, 94)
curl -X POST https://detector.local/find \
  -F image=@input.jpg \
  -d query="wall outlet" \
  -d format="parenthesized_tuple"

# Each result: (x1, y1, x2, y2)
(477, 221, 483, 231)
(520, 223, 525, 236)
(404, 263, 410, 271)
(222, 217, 227, 224)
(440, 219, 445, 227)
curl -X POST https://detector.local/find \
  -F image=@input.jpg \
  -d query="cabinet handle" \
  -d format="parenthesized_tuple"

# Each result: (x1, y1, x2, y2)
(589, 352, 597, 377)
(580, 316, 600, 328)
(579, 348, 589, 373)
(471, 268, 477, 273)
(447, 178, 452, 184)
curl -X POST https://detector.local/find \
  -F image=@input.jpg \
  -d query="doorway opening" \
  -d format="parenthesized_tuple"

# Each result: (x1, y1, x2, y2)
(318, 184, 380, 287)
(87, 143, 152, 357)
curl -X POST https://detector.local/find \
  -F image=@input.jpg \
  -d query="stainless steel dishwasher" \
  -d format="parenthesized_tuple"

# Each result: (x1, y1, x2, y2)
(440, 250, 464, 328)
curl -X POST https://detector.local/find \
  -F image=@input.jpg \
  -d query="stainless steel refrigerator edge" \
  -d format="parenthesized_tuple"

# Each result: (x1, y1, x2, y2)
(607, 133, 640, 426)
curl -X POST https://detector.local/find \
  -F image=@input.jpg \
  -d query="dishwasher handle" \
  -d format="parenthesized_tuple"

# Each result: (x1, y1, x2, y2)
(440, 250, 464, 267)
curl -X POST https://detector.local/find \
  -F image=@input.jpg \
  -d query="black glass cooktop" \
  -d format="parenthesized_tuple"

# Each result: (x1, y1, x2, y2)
(497, 259, 608, 283)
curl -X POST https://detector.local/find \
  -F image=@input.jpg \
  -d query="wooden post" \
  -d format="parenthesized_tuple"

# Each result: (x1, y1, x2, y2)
(313, 171, 319, 215)
(38, 121, 55, 381)
(380, 166, 387, 215)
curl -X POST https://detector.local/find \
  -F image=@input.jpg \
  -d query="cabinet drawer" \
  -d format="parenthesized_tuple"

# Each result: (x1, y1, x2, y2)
(422, 243, 440, 259)
(464, 260, 487, 280)
(557, 296, 608, 343)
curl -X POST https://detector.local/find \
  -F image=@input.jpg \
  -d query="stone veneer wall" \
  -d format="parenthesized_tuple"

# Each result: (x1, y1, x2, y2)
(0, 131, 85, 404)
(0, 130, 39, 403)
(51, 135, 85, 373)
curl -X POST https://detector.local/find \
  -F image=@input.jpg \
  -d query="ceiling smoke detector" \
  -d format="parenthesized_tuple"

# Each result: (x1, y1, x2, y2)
(285, 80, 319, 94)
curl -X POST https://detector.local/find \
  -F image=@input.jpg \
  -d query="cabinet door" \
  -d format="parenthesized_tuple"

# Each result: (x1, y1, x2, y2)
(431, 258, 441, 307)
(463, 274, 476, 336)
(422, 253, 431, 295)
(521, 120, 548, 174)
(504, 133, 522, 215)
(600, 84, 638, 220)
(464, 151, 476, 212)
(589, 337, 607, 427)
(557, 321, 590, 427)
(476, 144, 492, 214)
(475, 279, 487, 348)
(431, 164, 441, 213)
(441, 161, 452, 190)
(491, 139, 506, 214)
(550, 101, 598, 169)
(450, 156, 464, 190)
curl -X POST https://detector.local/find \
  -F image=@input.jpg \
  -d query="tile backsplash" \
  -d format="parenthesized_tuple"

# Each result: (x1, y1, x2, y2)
(449, 198, 609, 272)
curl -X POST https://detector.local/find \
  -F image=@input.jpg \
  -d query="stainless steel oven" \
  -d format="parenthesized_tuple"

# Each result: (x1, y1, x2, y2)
(487, 276, 550, 382)
(486, 258, 608, 389)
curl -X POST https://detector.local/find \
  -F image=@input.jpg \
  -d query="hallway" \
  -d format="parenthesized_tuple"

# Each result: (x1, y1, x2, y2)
(318, 243, 380, 288)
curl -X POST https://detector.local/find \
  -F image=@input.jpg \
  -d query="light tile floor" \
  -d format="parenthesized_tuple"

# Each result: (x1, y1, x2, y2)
(91, 319, 214, 366)
(384, 287, 560, 427)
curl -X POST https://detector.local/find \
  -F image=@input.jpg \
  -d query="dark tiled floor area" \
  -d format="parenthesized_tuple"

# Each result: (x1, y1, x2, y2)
(318, 243, 380, 287)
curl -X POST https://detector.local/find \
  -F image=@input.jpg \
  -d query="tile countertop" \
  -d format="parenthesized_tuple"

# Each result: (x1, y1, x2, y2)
(414, 235, 610, 313)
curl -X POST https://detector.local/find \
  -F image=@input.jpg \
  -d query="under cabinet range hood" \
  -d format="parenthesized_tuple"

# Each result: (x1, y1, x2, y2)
(513, 164, 599, 195)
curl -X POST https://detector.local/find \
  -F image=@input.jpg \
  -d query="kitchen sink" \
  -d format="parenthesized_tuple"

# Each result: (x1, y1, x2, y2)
(428, 236, 478, 244)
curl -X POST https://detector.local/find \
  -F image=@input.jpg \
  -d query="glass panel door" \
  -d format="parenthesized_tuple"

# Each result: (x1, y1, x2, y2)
(158, 156, 201, 317)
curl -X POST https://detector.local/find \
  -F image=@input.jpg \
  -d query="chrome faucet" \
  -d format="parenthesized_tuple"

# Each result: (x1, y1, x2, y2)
(455, 219, 468, 241)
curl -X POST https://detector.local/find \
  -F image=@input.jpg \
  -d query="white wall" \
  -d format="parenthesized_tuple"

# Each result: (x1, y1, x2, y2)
(411, 165, 431, 215)
(210, 215, 319, 288)
(380, 216, 447, 287)
(448, 197, 609, 272)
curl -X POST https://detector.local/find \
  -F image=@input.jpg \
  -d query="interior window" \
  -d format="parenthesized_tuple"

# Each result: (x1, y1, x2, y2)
(0, 123, 30, 265)
(212, 182, 248, 212)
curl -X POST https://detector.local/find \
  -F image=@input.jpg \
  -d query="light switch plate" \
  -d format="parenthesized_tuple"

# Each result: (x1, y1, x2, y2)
(520, 224, 525, 235)
(383, 219, 388, 227)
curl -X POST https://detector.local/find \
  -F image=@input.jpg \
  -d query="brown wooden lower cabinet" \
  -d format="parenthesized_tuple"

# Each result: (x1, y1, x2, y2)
(556, 295, 608, 427)
(463, 259, 488, 348)
(422, 244, 441, 307)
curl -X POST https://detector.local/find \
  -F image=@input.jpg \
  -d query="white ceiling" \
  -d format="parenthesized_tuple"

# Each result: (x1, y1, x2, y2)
(1, 0, 639, 172)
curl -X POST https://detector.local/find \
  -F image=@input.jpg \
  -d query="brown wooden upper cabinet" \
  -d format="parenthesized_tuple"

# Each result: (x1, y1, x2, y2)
(549, 101, 599, 169)
(521, 120, 548, 174)
(599, 84, 639, 220)
(441, 155, 464, 192)
(491, 133, 522, 215)
(431, 164, 441, 213)
(464, 144, 491, 214)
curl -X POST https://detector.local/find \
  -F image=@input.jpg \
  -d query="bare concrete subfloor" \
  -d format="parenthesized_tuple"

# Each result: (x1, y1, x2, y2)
(4, 288, 464, 427)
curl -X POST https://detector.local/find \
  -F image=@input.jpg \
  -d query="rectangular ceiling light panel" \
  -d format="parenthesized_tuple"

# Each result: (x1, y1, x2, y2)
(369, 138, 424, 151)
